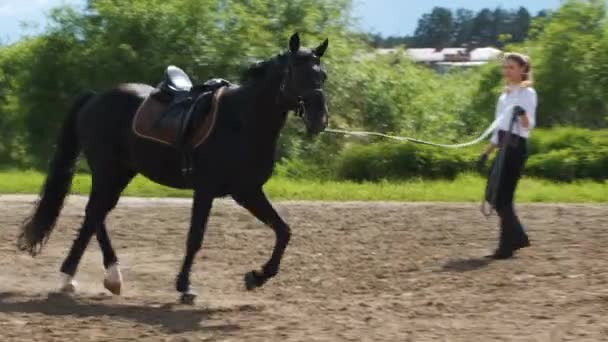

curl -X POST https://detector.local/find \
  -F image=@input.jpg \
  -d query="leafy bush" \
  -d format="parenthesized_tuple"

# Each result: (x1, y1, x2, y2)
(527, 127, 608, 155)
(332, 128, 607, 182)
(2, 0, 608, 177)
(336, 142, 475, 181)
(526, 147, 608, 181)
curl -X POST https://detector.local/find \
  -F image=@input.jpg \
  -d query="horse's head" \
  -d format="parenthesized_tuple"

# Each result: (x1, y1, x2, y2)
(280, 33, 329, 136)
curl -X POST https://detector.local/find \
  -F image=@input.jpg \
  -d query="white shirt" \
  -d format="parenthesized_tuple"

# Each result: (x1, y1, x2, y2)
(490, 85, 537, 145)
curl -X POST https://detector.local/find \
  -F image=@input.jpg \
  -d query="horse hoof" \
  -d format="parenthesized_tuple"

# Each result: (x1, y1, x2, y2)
(60, 274, 77, 294)
(60, 283, 77, 294)
(244, 271, 267, 291)
(180, 292, 197, 305)
(104, 279, 122, 296)
(104, 264, 123, 295)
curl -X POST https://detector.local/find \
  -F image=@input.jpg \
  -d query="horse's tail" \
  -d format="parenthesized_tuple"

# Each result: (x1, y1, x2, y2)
(18, 91, 96, 256)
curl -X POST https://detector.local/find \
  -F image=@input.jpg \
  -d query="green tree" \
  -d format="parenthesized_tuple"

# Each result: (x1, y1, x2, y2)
(531, 0, 607, 127)
(470, 0, 608, 129)
(512, 7, 532, 42)
(0, 0, 357, 166)
(414, 7, 454, 48)
(470, 9, 495, 47)
(452, 9, 475, 47)
(368, 6, 541, 49)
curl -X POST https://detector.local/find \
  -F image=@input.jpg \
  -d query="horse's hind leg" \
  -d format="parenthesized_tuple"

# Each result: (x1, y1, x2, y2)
(97, 222, 124, 295)
(59, 167, 134, 294)
(96, 168, 134, 295)
(233, 189, 291, 290)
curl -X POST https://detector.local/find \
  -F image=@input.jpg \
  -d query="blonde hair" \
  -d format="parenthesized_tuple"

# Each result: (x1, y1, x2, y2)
(503, 52, 533, 88)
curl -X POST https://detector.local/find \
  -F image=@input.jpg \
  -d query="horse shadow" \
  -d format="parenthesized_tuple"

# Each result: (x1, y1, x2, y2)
(0, 291, 246, 335)
(440, 257, 493, 273)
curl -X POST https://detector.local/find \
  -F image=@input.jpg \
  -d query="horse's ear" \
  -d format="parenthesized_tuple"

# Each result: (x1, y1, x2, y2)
(315, 38, 329, 57)
(289, 32, 301, 53)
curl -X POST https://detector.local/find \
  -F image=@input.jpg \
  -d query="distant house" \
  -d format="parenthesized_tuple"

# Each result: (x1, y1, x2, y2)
(374, 47, 503, 72)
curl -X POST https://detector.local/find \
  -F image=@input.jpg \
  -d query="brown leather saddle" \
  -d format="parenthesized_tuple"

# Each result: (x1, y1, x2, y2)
(133, 66, 229, 148)
(132, 66, 230, 175)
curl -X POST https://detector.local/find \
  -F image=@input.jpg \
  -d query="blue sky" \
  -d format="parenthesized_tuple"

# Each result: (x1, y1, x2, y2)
(0, 0, 562, 43)
(354, 0, 563, 36)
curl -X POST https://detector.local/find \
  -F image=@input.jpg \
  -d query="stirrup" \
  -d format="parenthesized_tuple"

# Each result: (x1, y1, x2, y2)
(180, 150, 194, 176)
(181, 166, 193, 175)
(180, 161, 193, 176)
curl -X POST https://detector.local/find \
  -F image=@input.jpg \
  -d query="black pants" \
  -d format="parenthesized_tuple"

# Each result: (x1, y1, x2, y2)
(487, 136, 529, 251)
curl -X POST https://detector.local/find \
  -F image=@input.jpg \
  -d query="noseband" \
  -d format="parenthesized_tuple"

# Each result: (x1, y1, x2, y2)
(277, 56, 323, 119)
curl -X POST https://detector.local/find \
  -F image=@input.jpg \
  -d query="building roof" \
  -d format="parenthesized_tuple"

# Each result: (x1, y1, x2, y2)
(374, 47, 503, 64)
(469, 47, 503, 61)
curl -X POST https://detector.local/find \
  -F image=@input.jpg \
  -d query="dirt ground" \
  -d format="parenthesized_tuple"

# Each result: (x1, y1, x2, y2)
(0, 195, 606, 342)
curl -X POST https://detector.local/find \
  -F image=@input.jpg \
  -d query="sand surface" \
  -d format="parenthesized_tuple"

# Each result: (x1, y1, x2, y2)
(0, 195, 606, 341)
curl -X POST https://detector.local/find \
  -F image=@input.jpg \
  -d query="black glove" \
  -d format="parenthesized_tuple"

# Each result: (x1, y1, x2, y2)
(477, 153, 488, 172)
(513, 105, 526, 117)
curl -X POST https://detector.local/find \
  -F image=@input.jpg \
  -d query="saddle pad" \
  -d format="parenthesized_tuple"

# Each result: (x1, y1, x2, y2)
(132, 86, 225, 147)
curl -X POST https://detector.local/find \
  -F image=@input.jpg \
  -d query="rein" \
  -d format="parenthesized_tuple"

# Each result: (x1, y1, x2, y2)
(277, 56, 301, 112)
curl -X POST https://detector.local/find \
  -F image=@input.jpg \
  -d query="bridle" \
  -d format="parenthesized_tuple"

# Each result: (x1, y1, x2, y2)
(277, 53, 324, 121)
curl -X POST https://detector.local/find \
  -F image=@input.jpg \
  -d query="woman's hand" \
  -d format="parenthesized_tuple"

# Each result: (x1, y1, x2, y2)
(477, 152, 489, 172)
(483, 143, 497, 156)
(514, 105, 530, 128)
(478, 143, 497, 171)
(519, 115, 530, 129)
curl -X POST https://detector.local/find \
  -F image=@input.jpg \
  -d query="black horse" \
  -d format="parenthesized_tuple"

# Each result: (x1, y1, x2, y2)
(17, 33, 329, 304)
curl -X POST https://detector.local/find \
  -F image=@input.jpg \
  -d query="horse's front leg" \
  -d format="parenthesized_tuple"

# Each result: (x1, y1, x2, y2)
(175, 190, 214, 304)
(233, 188, 291, 290)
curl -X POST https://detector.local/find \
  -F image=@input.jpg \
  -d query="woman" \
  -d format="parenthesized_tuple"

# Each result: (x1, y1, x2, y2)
(478, 52, 537, 259)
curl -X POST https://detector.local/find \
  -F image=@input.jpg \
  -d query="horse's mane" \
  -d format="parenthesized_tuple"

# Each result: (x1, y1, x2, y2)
(239, 53, 286, 84)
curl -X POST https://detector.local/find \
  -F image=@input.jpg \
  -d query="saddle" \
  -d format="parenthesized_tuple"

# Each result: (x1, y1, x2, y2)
(133, 66, 231, 174)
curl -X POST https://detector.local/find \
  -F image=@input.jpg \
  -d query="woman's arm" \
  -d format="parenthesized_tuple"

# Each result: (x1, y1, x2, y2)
(519, 113, 530, 128)
(517, 89, 537, 130)
(483, 143, 497, 155)
(477, 142, 497, 171)
(478, 120, 499, 169)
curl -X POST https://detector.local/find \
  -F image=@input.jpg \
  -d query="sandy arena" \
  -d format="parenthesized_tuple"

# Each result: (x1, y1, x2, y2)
(0, 195, 606, 341)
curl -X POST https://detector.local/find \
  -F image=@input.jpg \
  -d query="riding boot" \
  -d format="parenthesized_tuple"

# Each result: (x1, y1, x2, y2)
(511, 215, 530, 251)
(488, 206, 513, 258)
(504, 205, 530, 249)
(491, 206, 529, 259)
(490, 217, 514, 259)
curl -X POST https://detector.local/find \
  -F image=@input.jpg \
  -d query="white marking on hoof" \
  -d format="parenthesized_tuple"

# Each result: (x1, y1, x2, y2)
(180, 290, 197, 305)
(60, 273, 77, 294)
(103, 263, 123, 296)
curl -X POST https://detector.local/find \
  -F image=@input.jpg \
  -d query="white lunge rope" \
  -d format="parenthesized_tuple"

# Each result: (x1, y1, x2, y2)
(325, 116, 501, 148)
(324, 115, 505, 218)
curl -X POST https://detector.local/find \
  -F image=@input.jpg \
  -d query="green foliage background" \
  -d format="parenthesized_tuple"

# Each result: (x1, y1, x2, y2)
(0, 0, 606, 183)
